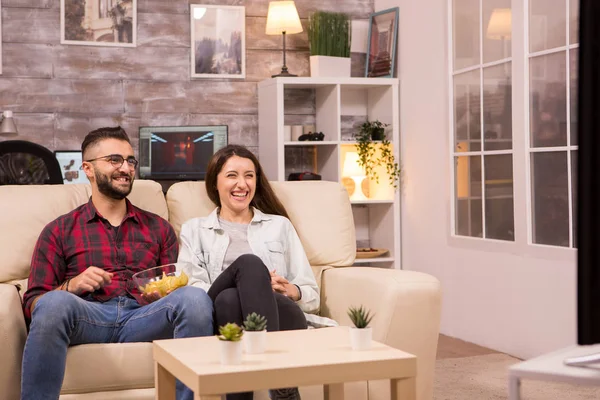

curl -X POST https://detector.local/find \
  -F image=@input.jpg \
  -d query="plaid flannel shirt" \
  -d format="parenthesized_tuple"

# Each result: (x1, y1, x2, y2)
(22, 198, 178, 322)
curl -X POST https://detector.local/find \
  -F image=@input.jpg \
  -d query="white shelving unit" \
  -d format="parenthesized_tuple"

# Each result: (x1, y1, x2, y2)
(258, 77, 401, 269)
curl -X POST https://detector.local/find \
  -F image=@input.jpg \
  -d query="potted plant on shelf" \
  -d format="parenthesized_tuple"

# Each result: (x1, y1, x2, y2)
(354, 120, 401, 190)
(347, 305, 374, 350)
(218, 322, 244, 365)
(243, 312, 267, 354)
(307, 11, 351, 77)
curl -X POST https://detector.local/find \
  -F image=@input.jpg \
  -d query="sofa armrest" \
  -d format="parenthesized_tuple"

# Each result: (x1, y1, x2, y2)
(320, 267, 441, 400)
(0, 283, 27, 400)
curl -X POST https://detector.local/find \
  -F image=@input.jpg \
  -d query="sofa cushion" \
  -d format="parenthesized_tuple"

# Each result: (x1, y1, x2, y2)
(62, 343, 153, 394)
(0, 180, 168, 283)
(166, 181, 356, 268)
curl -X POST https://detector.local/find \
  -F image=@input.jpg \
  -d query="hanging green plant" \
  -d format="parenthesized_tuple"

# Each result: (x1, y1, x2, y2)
(354, 120, 401, 189)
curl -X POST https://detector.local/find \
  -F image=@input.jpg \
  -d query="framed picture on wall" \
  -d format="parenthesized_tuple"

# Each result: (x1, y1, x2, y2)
(365, 7, 399, 78)
(190, 4, 246, 79)
(54, 150, 88, 185)
(60, 0, 137, 47)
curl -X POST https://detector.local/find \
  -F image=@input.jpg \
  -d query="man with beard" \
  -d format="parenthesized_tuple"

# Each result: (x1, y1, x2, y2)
(20, 127, 213, 400)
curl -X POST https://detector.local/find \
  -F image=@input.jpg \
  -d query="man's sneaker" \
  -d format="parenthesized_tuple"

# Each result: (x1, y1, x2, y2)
(269, 387, 301, 400)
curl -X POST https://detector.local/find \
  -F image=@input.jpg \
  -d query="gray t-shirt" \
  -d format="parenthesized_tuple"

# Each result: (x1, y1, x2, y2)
(219, 217, 253, 270)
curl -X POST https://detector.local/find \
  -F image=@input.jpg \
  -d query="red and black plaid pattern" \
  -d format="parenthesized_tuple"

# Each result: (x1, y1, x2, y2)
(22, 198, 178, 322)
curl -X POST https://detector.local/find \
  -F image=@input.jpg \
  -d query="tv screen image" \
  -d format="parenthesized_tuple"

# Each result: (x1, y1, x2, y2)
(139, 126, 228, 180)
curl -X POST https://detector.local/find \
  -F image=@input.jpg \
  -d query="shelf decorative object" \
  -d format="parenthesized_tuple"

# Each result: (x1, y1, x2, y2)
(265, 1, 303, 77)
(307, 11, 351, 77)
(354, 120, 401, 189)
(347, 305, 374, 350)
(343, 152, 368, 201)
(366, 7, 399, 78)
(218, 322, 244, 365)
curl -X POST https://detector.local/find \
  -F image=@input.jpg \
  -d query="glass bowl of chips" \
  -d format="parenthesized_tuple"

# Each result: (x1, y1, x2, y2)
(132, 264, 189, 303)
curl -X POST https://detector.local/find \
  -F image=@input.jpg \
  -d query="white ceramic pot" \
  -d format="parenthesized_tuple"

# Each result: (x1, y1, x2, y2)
(310, 56, 351, 78)
(220, 340, 243, 365)
(349, 327, 372, 351)
(244, 330, 267, 354)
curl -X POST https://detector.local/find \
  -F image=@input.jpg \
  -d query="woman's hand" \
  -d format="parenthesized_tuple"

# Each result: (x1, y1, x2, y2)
(270, 270, 300, 301)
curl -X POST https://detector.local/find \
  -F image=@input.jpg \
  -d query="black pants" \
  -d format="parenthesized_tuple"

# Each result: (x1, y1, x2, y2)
(207, 254, 307, 400)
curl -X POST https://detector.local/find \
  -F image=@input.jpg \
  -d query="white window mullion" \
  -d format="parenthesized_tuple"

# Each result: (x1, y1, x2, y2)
(447, 0, 456, 237)
(529, 146, 576, 153)
(524, 0, 533, 245)
(455, 58, 513, 75)
(478, 0, 487, 239)
(566, 0, 574, 248)
(453, 149, 514, 157)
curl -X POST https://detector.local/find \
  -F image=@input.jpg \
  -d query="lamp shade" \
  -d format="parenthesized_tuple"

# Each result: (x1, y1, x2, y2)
(486, 8, 512, 39)
(265, 1, 303, 35)
(193, 7, 206, 20)
(0, 111, 18, 137)
(343, 152, 365, 177)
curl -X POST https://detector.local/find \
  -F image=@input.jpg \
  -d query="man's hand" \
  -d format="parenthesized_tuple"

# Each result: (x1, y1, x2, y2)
(140, 288, 173, 304)
(270, 270, 300, 301)
(68, 266, 113, 295)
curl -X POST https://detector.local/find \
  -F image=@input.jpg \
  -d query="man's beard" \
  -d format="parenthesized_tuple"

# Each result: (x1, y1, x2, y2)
(95, 170, 133, 200)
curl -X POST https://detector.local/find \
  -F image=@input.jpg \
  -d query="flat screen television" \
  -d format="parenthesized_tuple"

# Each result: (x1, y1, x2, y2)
(138, 125, 228, 180)
(563, 0, 600, 366)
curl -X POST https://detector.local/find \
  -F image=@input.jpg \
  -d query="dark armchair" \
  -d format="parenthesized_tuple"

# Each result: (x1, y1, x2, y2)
(0, 140, 63, 185)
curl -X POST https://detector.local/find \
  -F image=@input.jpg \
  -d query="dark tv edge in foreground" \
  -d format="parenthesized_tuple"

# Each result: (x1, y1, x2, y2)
(565, 0, 600, 366)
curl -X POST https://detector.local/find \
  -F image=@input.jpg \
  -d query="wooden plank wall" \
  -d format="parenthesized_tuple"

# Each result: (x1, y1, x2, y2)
(0, 0, 373, 157)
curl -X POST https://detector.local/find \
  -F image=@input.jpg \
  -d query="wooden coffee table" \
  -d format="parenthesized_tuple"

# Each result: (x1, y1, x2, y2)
(153, 326, 416, 400)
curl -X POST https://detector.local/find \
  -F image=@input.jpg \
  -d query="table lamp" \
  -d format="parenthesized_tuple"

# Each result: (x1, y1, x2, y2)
(343, 152, 368, 201)
(487, 8, 511, 60)
(486, 8, 512, 40)
(265, 1, 303, 77)
(0, 111, 18, 137)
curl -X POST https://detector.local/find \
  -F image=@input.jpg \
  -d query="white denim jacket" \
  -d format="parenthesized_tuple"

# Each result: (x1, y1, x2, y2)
(177, 207, 320, 313)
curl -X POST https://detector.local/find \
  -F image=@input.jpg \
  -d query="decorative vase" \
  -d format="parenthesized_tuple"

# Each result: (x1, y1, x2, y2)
(244, 330, 267, 354)
(371, 128, 385, 141)
(310, 56, 351, 78)
(220, 340, 243, 365)
(349, 327, 372, 351)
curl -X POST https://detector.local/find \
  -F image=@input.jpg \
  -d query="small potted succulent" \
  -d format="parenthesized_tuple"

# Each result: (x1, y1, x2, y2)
(218, 322, 244, 365)
(347, 305, 374, 350)
(243, 312, 268, 354)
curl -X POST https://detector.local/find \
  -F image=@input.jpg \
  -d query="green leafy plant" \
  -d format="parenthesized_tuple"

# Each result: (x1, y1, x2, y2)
(354, 120, 401, 189)
(243, 312, 267, 332)
(307, 11, 351, 57)
(347, 305, 374, 329)
(218, 323, 244, 341)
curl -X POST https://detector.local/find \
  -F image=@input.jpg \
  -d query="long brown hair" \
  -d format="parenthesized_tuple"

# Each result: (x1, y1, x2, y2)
(205, 145, 290, 219)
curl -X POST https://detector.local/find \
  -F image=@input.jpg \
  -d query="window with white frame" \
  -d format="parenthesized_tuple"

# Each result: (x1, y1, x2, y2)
(451, 0, 515, 241)
(528, 0, 579, 248)
(450, 0, 579, 248)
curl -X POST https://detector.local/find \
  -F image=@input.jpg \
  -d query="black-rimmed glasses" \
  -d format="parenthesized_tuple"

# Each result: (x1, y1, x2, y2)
(85, 154, 139, 168)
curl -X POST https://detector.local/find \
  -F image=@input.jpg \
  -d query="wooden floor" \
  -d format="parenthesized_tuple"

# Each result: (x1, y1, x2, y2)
(436, 334, 501, 360)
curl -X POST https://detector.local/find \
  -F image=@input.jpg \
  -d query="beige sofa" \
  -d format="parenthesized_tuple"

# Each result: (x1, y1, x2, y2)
(0, 180, 441, 400)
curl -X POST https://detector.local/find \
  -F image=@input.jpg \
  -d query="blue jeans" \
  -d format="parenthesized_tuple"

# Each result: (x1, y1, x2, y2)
(21, 286, 213, 400)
